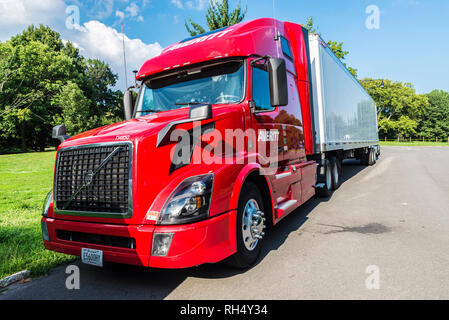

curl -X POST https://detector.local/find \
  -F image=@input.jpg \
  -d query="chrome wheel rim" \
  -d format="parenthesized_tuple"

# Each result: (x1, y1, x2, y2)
(242, 199, 265, 251)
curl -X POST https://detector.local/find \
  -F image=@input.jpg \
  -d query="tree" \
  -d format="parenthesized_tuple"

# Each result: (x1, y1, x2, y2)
(303, 17, 358, 77)
(419, 90, 449, 141)
(360, 78, 429, 139)
(304, 17, 317, 34)
(0, 25, 123, 152)
(185, 0, 247, 36)
(52, 82, 96, 135)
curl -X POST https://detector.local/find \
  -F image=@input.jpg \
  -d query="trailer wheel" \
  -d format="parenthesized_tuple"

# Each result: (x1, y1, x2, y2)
(360, 150, 369, 166)
(226, 182, 265, 269)
(330, 156, 341, 190)
(316, 160, 332, 197)
(368, 148, 376, 166)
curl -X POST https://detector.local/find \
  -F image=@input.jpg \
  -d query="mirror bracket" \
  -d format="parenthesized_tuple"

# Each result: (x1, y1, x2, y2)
(52, 125, 70, 143)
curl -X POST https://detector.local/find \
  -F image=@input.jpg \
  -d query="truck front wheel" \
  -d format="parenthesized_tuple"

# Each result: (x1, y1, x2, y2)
(226, 182, 266, 269)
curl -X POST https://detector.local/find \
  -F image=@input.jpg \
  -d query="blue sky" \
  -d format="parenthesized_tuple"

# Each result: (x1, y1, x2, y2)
(0, 0, 447, 93)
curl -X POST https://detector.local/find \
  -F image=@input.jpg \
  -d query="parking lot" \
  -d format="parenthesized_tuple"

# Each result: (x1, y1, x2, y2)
(2, 146, 449, 300)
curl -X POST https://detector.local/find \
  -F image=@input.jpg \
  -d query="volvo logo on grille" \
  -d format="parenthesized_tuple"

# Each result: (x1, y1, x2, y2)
(83, 170, 94, 187)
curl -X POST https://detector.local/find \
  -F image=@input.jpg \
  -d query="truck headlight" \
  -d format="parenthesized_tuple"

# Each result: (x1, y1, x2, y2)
(158, 174, 214, 225)
(42, 190, 53, 217)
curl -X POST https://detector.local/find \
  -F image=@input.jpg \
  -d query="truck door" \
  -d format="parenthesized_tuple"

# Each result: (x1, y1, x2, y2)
(249, 60, 304, 220)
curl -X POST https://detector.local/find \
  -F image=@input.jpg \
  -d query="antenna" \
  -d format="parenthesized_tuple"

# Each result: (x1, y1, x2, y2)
(272, 0, 280, 56)
(122, 24, 128, 90)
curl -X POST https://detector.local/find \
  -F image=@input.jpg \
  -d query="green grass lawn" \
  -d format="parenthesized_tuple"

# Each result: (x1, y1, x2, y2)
(0, 151, 75, 280)
(380, 141, 449, 147)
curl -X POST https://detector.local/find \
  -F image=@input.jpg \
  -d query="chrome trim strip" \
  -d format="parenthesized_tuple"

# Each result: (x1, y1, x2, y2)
(278, 199, 298, 211)
(53, 141, 133, 219)
(275, 172, 292, 180)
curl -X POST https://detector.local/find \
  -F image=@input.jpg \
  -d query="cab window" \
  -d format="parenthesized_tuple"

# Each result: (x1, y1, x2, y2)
(280, 36, 293, 60)
(252, 67, 272, 111)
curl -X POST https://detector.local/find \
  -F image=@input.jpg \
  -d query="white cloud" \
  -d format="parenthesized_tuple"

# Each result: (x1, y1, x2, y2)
(125, 2, 140, 17)
(90, 0, 114, 19)
(184, 0, 210, 10)
(114, 2, 144, 23)
(72, 20, 163, 88)
(170, 0, 183, 9)
(116, 10, 125, 20)
(0, 0, 66, 40)
(0, 0, 163, 90)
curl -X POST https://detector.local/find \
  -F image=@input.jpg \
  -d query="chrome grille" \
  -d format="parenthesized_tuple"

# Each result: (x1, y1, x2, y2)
(54, 142, 132, 217)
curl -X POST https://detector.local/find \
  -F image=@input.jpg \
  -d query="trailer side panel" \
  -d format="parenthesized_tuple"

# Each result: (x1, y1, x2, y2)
(309, 35, 379, 153)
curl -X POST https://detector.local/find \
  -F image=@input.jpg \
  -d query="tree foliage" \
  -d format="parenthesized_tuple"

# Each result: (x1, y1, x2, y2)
(360, 78, 429, 138)
(185, 0, 247, 36)
(420, 90, 449, 141)
(0, 25, 123, 152)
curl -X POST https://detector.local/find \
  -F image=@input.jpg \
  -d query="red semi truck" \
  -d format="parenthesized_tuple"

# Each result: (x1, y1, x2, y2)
(42, 18, 379, 269)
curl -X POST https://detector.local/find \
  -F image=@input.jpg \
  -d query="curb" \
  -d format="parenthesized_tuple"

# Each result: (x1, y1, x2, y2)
(0, 270, 30, 288)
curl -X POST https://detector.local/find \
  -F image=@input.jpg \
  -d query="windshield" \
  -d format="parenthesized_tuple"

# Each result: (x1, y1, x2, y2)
(135, 60, 245, 116)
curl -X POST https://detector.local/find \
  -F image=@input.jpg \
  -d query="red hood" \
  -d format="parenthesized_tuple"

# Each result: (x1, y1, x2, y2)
(52, 105, 245, 226)
(61, 107, 191, 148)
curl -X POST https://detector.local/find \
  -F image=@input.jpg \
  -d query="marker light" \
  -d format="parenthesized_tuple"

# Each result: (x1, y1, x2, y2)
(151, 233, 174, 256)
(42, 190, 53, 217)
(41, 221, 50, 241)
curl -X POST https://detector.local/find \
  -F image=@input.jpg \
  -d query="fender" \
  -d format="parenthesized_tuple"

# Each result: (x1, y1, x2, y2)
(229, 163, 275, 226)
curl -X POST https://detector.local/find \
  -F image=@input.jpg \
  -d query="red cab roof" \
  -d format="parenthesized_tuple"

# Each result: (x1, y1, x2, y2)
(137, 18, 286, 80)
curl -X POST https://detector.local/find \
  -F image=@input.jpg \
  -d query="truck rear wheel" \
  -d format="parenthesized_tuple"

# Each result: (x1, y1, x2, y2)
(316, 160, 332, 198)
(226, 182, 266, 269)
(360, 151, 368, 165)
(330, 156, 341, 190)
(368, 148, 376, 166)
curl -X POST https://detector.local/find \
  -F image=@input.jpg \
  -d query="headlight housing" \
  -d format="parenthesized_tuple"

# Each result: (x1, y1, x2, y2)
(42, 190, 53, 217)
(158, 174, 214, 225)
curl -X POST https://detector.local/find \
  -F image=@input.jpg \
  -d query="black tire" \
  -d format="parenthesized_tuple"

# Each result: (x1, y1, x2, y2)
(226, 182, 265, 269)
(360, 151, 369, 166)
(330, 156, 341, 190)
(368, 148, 376, 166)
(316, 160, 332, 198)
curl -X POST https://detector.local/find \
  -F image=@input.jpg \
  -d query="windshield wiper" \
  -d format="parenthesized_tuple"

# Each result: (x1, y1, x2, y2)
(174, 101, 209, 106)
(136, 110, 158, 113)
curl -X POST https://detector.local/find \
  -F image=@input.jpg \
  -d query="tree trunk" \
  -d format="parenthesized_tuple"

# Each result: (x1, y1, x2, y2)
(19, 123, 27, 153)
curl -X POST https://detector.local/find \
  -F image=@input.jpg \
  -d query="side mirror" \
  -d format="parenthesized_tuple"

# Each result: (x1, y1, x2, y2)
(123, 89, 134, 120)
(52, 124, 70, 143)
(268, 58, 288, 107)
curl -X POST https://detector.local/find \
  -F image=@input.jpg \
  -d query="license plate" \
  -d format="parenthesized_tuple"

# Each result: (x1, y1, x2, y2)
(81, 248, 103, 267)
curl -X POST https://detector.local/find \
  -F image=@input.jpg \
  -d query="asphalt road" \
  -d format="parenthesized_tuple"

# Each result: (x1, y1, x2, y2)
(2, 146, 449, 300)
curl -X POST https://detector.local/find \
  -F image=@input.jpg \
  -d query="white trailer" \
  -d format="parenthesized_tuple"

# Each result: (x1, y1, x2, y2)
(308, 34, 379, 153)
